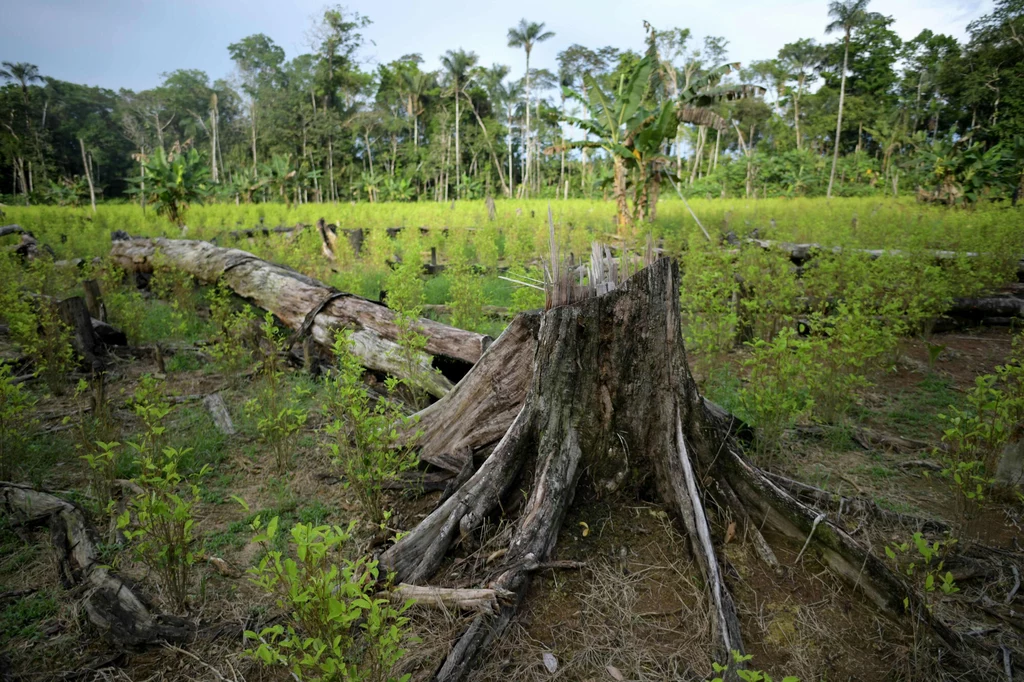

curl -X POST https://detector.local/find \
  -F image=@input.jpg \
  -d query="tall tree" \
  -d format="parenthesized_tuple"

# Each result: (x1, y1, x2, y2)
(507, 19, 555, 196)
(0, 62, 45, 191)
(440, 49, 478, 199)
(778, 39, 823, 149)
(825, 0, 872, 198)
(227, 34, 285, 170)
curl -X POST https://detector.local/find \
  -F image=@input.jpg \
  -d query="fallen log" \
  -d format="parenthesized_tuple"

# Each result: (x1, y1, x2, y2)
(381, 257, 973, 680)
(385, 583, 514, 615)
(108, 237, 492, 398)
(0, 224, 25, 238)
(747, 238, 1024, 280)
(947, 294, 1024, 319)
(0, 482, 192, 646)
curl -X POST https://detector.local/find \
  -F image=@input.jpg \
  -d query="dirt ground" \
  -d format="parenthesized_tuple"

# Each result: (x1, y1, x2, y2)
(1, 321, 1022, 682)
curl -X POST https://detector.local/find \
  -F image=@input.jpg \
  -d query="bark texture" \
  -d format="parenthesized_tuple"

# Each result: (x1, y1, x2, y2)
(108, 237, 491, 397)
(0, 483, 192, 647)
(383, 257, 966, 681)
(410, 311, 540, 472)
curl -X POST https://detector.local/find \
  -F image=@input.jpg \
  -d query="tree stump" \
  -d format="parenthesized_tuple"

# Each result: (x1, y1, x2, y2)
(383, 257, 965, 680)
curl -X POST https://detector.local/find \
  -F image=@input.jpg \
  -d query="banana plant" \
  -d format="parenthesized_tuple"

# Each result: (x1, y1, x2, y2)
(260, 154, 298, 205)
(557, 32, 762, 228)
(127, 145, 211, 225)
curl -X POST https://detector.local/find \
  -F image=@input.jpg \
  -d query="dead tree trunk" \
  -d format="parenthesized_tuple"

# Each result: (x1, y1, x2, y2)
(0, 483, 192, 646)
(0, 224, 26, 239)
(383, 257, 966, 681)
(746, 238, 1024, 281)
(108, 237, 491, 398)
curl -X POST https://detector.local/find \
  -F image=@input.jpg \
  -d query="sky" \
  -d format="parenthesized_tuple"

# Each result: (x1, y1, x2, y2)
(2, 0, 993, 93)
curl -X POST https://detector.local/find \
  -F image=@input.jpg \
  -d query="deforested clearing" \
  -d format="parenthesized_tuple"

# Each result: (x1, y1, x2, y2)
(2, 2, 1024, 681)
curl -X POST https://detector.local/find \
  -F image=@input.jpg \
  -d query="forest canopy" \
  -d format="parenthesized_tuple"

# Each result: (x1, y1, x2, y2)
(1, 0, 1022, 207)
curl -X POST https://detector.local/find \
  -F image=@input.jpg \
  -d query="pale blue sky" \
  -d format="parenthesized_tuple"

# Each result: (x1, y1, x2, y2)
(2, 0, 991, 92)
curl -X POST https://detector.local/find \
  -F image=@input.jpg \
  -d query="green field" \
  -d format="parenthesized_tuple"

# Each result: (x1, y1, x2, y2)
(1, 198, 1023, 681)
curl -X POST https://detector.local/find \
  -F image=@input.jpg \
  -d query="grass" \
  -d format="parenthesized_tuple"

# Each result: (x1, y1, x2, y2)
(0, 590, 58, 641)
(883, 374, 959, 440)
(1, 197, 1022, 680)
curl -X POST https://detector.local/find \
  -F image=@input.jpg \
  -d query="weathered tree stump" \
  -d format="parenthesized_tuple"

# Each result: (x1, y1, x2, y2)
(383, 257, 966, 681)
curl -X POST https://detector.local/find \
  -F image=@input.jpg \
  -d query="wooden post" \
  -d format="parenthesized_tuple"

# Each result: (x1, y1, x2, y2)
(57, 296, 99, 370)
(82, 279, 105, 321)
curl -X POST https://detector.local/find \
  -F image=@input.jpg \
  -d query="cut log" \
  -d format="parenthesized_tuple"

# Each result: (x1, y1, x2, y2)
(947, 295, 1024, 319)
(0, 224, 25, 238)
(0, 483, 192, 646)
(381, 257, 970, 681)
(108, 237, 491, 398)
(202, 393, 235, 435)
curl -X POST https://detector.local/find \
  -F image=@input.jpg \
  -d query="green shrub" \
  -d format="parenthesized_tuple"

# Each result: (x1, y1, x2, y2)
(324, 332, 419, 526)
(680, 235, 739, 371)
(117, 445, 208, 611)
(737, 328, 814, 461)
(206, 281, 257, 371)
(0, 363, 35, 480)
(244, 516, 413, 682)
(244, 313, 309, 474)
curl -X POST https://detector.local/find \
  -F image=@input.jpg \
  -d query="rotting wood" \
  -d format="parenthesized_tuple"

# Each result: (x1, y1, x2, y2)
(108, 236, 491, 396)
(385, 583, 514, 615)
(0, 483, 192, 647)
(202, 393, 235, 435)
(82, 280, 105, 321)
(381, 258, 969, 681)
(409, 312, 540, 472)
(58, 296, 101, 370)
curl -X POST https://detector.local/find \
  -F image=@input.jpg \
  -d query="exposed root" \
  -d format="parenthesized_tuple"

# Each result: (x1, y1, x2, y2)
(0, 482, 192, 647)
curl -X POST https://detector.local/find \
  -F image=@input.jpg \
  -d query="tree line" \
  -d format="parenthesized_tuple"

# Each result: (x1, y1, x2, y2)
(1, 0, 1022, 208)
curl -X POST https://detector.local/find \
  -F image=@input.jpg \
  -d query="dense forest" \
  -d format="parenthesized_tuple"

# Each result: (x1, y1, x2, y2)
(1, 0, 1023, 207)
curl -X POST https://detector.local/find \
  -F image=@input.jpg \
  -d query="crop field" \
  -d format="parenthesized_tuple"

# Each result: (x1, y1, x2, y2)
(1, 196, 1023, 681)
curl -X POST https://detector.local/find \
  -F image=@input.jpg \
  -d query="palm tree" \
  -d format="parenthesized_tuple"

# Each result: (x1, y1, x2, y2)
(441, 49, 479, 199)
(0, 62, 45, 197)
(482, 65, 524, 197)
(0, 62, 42, 102)
(399, 69, 434, 149)
(778, 39, 823, 151)
(507, 19, 555, 196)
(825, 0, 872, 198)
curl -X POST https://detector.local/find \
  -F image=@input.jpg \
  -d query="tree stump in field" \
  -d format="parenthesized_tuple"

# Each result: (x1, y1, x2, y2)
(384, 257, 966, 681)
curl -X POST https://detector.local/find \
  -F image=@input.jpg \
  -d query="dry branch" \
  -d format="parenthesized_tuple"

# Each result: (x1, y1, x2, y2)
(0, 482, 192, 646)
(386, 583, 514, 614)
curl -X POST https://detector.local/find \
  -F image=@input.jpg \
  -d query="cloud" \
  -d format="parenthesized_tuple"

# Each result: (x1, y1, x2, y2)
(0, 0, 994, 91)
